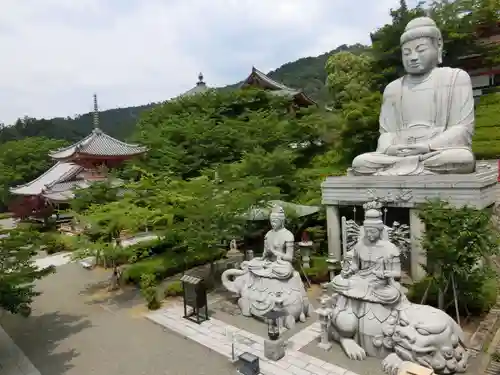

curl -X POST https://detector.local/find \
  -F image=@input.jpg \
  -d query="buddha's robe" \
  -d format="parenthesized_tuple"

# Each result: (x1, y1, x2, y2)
(332, 239, 402, 305)
(242, 228, 294, 279)
(351, 67, 475, 176)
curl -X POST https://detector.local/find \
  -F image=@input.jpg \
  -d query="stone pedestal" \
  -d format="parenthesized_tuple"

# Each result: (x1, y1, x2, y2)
(321, 165, 497, 281)
(398, 361, 435, 375)
(264, 338, 286, 361)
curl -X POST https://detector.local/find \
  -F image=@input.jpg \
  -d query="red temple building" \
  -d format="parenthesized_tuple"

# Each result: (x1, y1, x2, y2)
(460, 20, 500, 98)
(240, 67, 315, 107)
(9, 95, 148, 219)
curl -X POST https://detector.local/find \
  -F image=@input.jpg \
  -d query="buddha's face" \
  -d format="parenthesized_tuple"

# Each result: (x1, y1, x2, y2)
(270, 216, 284, 230)
(402, 37, 439, 76)
(364, 227, 381, 243)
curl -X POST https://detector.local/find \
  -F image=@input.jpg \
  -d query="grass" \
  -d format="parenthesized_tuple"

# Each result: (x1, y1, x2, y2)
(473, 93, 500, 159)
(0, 212, 11, 219)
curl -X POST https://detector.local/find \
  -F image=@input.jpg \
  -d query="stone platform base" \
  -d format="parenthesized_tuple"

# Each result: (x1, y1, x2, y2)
(322, 164, 498, 209)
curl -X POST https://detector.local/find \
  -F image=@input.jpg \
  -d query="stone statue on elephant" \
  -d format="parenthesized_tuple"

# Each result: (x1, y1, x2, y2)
(324, 200, 468, 375)
(221, 205, 311, 329)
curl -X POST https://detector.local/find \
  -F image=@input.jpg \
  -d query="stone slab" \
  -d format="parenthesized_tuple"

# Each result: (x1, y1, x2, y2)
(321, 166, 497, 209)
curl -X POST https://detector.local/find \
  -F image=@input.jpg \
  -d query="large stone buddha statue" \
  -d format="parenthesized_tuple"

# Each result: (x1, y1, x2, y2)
(351, 17, 475, 176)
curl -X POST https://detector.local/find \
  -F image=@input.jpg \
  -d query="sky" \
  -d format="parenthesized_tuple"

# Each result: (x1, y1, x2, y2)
(0, 0, 420, 125)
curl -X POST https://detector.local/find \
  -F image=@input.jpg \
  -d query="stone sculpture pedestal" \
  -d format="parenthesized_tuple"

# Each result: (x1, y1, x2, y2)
(321, 164, 498, 282)
(264, 338, 286, 361)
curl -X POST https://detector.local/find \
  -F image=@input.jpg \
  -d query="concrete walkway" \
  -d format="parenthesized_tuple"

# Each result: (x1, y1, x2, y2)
(0, 261, 236, 375)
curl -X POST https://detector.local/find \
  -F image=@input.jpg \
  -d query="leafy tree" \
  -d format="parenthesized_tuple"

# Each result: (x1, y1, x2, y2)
(324, 52, 381, 164)
(0, 225, 55, 316)
(132, 89, 340, 181)
(416, 199, 499, 314)
(72, 198, 160, 289)
(0, 137, 68, 209)
(371, 0, 500, 89)
(70, 180, 121, 214)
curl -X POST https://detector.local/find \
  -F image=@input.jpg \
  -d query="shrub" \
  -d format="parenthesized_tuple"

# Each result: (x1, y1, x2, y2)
(408, 274, 498, 315)
(301, 256, 331, 284)
(122, 249, 225, 285)
(417, 200, 500, 315)
(140, 273, 161, 310)
(164, 280, 183, 298)
(41, 232, 75, 254)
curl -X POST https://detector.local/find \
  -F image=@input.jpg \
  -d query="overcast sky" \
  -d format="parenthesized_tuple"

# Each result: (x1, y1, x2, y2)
(0, 0, 420, 125)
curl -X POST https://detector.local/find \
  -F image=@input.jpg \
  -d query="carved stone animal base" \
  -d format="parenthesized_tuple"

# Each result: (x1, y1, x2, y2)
(221, 269, 311, 329)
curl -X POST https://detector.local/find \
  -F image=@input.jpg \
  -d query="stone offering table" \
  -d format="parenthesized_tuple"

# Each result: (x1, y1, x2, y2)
(321, 164, 497, 281)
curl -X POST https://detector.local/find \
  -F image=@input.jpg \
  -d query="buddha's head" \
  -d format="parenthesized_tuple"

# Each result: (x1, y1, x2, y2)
(269, 205, 285, 230)
(362, 201, 384, 243)
(400, 17, 443, 76)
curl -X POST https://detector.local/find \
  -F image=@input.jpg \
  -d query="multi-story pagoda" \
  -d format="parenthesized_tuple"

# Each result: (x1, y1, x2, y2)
(9, 95, 147, 218)
(240, 67, 315, 107)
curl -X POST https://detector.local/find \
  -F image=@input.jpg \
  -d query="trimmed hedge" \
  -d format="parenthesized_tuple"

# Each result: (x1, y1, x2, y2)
(473, 93, 500, 159)
(122, 249, 225, 285)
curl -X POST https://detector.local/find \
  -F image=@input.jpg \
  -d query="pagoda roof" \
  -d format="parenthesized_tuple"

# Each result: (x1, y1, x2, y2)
(49, 128, 148, 160)
(240, 67, 315, 106)
(10, 162, 83, 196)
(178, 73, 211, 98)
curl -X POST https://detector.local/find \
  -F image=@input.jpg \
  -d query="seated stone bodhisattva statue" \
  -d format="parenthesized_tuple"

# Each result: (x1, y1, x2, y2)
(221, 206, 310, 329)
(328, 201, 468, 375)
(350, 17, 475, 176)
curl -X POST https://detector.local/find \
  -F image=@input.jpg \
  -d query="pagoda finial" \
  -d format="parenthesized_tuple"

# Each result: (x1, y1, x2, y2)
(93, 93, 100, 129)
(197, 72, 204, 85)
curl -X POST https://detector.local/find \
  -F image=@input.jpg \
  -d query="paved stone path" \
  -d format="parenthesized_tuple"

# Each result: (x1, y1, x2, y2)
(147, 304, 359, 375)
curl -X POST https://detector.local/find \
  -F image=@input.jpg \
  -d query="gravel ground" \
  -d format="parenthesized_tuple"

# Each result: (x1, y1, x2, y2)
(0, 263, 236, 375)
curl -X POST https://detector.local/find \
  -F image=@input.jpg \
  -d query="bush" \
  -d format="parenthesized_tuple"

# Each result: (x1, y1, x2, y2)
(122, 249, 225, 285)
(164, 280, 183, 297)
(41, 232, 75, 254)
(301, 256, 331, 284)
(140, 273, 161, 310)
(408, 273, 498, 316)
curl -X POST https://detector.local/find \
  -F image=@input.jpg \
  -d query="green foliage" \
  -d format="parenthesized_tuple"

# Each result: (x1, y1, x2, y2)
(122, 250, 225, 285)
(139, 273, 161, 310)
(408, 274, 497, 314)
(164, 280, 183, 297)
(40, 232, 76, 254)
(473, 93, 500, 159)
(0, 137, 68, 208)
(0, 225, 55, 316)
(71, 180, 121, 214)
(301, 256, 331, 284)
(417, 199, 500, 313)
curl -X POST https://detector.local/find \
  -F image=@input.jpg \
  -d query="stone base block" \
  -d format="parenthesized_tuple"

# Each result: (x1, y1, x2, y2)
(398, 361, 434, 375)
(264, 338, 286, 361)
(322, 164, 498, 209)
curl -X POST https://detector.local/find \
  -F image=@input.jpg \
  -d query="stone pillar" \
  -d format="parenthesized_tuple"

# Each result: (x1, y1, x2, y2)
(326, 205, 341, 280)
(409, 208, 426, 282)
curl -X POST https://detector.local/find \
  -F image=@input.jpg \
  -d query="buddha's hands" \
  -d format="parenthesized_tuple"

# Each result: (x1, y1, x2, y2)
(387, 143, 430, 157)
(341, 268, 354, 278)
(374, 270, 387, 279)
